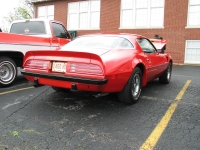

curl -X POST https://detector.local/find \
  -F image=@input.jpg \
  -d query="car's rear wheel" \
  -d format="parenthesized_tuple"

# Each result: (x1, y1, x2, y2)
(159, 62, 172, 84)
(51, 86, 71, 92)
(118, 67, 142, 104)
(0, 57, 17, 87)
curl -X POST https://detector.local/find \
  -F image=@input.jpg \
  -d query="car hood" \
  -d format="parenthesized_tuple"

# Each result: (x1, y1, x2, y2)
(59, 46, 111, 56)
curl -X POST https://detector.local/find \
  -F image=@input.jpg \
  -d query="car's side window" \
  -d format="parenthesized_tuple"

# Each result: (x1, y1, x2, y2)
(113, 38, 134, 49)
(118, 39, 134, 48)
(52, 22, 71, 39)
(136, 38, 156, 53)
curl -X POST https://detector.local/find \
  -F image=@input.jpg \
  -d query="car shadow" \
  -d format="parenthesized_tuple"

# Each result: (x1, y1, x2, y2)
(38, 78, 171, 111)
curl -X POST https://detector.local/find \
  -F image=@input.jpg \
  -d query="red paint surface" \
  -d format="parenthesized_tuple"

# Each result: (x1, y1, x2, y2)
(23, 34, 172, 93)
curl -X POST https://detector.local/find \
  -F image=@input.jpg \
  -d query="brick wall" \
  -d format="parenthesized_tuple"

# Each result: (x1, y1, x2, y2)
(34, 0, 200, 64)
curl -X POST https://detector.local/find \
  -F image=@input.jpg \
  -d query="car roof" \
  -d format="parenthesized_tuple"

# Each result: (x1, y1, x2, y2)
(10, 19, 62, 25)
(79, 33, 145, 39)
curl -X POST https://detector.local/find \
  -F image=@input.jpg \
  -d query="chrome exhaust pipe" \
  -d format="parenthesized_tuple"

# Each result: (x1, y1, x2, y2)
(94, 93, 109, 98)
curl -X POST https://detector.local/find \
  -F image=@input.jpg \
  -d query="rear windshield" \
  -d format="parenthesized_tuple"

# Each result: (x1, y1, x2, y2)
(10, 21, 46, 34)
(62, 36, 134, 49)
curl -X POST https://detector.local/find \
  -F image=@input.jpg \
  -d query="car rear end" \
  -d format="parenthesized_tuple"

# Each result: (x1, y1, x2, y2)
(21, 34, 138, 93)
(21, 50, 108, 92)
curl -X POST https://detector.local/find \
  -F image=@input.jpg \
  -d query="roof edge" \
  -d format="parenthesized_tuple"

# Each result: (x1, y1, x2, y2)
(30, 0, 53, 3)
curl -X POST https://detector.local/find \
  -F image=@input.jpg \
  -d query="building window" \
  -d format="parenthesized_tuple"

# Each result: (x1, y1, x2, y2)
(68, 0, 100, 30)
(185, 40, 200, 64)
(120, 0, 165, 28)
(187, 0, 200, 27)
(38, 5, 54, 20)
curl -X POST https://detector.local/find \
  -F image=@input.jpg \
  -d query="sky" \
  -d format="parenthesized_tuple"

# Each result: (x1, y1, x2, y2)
(0, 0, 20, 27)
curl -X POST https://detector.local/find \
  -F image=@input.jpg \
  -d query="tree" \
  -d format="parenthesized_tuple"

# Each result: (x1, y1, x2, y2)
(1, 0, 34, 32)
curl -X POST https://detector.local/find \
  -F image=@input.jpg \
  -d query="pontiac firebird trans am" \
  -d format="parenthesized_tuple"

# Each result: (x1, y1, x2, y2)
(21, 33, 172, 104)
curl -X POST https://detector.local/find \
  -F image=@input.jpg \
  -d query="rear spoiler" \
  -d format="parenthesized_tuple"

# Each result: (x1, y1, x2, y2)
(150, 39, 169, 50)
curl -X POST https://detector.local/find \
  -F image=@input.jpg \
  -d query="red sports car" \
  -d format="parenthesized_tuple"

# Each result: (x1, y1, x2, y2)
(21, 33, 172, 104)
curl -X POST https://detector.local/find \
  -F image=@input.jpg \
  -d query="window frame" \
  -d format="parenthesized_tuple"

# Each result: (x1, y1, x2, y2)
(186, 0, 200, 28)
(9, 21, 47, 35)
(67, 0, 101, 30)
(136, 38, 157, 53)
(38, 5, 54, 20)
(52, 22, 71, 39)
(184, 40, 200, 64)
(120, 0, 165, 29)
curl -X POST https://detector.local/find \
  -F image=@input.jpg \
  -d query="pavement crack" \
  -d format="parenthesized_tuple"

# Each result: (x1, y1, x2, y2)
(3, 87, 50, 122)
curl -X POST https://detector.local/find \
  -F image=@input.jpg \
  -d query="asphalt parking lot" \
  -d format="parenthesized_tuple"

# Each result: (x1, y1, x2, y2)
(0, 65, 200, 150)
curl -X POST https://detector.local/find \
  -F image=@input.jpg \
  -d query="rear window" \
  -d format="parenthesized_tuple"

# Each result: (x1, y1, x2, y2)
(10, 21, 46, 34)
(62, 36, 134, 49)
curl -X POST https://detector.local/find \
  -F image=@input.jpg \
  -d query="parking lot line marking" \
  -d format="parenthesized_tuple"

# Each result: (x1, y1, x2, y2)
(175, 80, 191, 101)
(0, 86, 34, 96)
(139, 80, 191, 150)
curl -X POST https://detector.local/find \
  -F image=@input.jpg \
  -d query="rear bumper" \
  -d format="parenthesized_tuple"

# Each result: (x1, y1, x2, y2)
(21, 70, 108, 85)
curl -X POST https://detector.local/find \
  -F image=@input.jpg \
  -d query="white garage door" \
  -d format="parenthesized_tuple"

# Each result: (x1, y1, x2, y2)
(185, 40, 200, 64)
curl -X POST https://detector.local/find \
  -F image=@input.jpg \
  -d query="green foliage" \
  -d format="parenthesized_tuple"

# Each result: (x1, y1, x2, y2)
(4, 5, 33, 24)
(1, 0, 34, 31)
(12, 131, 19, 137)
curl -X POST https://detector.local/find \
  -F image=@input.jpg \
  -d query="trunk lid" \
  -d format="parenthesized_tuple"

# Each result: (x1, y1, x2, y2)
(59, 46, 111, 56)
(24, 48, 105, 65)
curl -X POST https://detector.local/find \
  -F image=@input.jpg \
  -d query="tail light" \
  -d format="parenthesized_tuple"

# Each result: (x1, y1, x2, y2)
(24, 60, 50, 70)
(24, 60, 103, 75)
(69, 63, 103, 75)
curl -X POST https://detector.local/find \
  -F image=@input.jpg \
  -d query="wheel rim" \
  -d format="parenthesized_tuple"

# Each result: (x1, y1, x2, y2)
(0, 61, 16, 84)
(167, 65, 171, 80)
(131, 73, 140, 97)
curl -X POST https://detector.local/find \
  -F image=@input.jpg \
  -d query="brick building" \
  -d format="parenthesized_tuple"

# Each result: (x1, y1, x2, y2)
(31, 0, 200, 64)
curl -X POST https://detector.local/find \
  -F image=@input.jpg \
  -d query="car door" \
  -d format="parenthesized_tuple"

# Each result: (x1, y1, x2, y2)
(51, 22, 71, 47)
(137, 38, 166, 81)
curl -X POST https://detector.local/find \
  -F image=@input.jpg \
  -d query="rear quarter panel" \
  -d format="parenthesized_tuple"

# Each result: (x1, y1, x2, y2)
(100, 48, 145, 92)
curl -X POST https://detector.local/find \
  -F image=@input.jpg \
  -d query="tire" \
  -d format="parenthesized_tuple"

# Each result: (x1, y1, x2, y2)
(118, 67, 142, 104)
(51, 86, 71, 92)
(0, 57, 17, 87)
(159, 62, 172, 84)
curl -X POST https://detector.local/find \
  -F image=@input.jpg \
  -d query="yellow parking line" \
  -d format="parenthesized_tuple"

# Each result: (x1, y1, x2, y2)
(139, 80, 191, 150)
(0, 86, 34, 96)
(175, 80, 191, 101)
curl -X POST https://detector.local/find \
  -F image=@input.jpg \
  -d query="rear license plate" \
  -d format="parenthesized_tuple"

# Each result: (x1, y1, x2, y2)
(52, 62, 67, 73)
